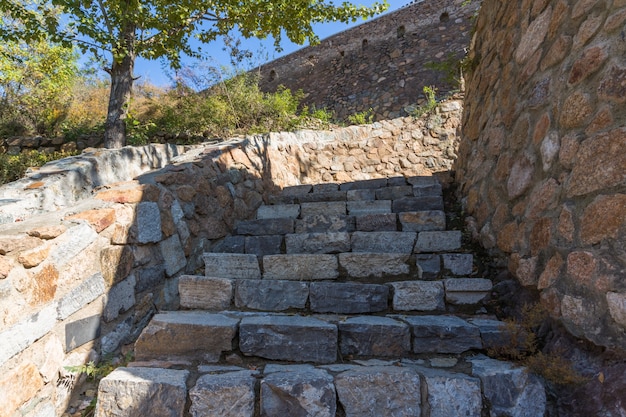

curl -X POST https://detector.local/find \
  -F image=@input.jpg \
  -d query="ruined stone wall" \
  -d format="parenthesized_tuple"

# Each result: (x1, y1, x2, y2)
(0, 100, 462, 417)
(256, 0, 478, 121)
(456, 0, 626, 351)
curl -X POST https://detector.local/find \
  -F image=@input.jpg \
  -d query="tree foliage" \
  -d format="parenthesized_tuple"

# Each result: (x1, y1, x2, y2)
(0, 0, 388, 148)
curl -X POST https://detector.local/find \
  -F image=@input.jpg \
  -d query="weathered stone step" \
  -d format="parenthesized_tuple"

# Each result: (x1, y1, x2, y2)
(179, 275, 493, 314)
(96, 357, 546, 417)
(134, 311, 507, 366)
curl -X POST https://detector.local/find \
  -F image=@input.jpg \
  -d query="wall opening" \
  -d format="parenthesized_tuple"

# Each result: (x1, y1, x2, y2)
(269, 69, 277, 82)
(362, 39, 368, 49)
(397, 25, 406, 39)
(440, 12, 450, 22)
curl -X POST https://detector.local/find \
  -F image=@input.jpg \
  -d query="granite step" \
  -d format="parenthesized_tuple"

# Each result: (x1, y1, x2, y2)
(133, 311, 509, 364)
(96, 356, 546, 417)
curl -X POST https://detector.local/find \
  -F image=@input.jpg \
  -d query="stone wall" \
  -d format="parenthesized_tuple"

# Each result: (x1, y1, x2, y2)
(256, 0, 478, 121)
(456, 0, 626, 351)
(0, 100, 462, 417)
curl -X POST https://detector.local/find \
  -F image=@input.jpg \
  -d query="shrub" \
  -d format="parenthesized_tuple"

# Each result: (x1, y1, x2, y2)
(347, 108, 374, 125)
(0, 150, 80, 186)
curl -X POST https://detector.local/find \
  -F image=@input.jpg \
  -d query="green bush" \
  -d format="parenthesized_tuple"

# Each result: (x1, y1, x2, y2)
(347, 108, 374, 125)
(0, 150, 80, 186)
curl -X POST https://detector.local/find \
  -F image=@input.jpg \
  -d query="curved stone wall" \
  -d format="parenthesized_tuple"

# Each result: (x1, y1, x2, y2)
(456, 0, 626, 350)
(0, 101, 462, 417)
(256, 0, 478, 120)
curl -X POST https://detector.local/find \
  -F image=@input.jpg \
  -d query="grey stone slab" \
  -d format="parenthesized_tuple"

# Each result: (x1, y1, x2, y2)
(160, 233, 187, 277)
(240, 315, 337, 362)
(351, 231, 416, 253)
(346, 189, 376, 201)
(57, 272, 106, 320)
(211, 236, 245, 253)
(338, 253, 410, 278)
(134, 312, 238, 362)
(312, 183, 339, 192)
(267, 194, 297, 205)
(444, 278, 492, 305)
(203, 253, 261, 279)
(414, 231, 462, 252)
(339, 178, 388, 190)
(261, 369, 336, 417)
(416, 254, 441, 279)
(392, 196, 444, 212)
(262, 254, 339, 280)
(300, 201, 346, 217)
(406, 176, 439, 187)
(65, 314, 101, 353)
(335, 366, 421, 417)
(310, 282, 388, 314)
(235, 280, 308, 311)
(103, 274, 136, 322)
(403, 315, 482, 354)
(135, 266, 166, 292)
(179, 275, 233, 310)
(467, 319, 513, 350)
(442, 253, 474, 275)
(244, 235, 283, 256)
(388, 176, 409, 186)
(0, 304, 56, 366)
(295, 215, 355, 233)
(412, 183, 443, 197)
(197, 365, 247, 373)
(285, 232, 351, 254)
(375, 185, 414, 200)
(136, 202, 162, 243)
(297, 190, 347, 202)
(235, 218, 294, 235)
(189, 371, 256, 417)
(95, 367, 188, 417)
(391, 281, 445, 311)
(469, 355, 546, 417)
(355, 213, 397, 231)
(263, 364, 316, 374)
(347, 200, 391, 216)
(399, 210, 446, 232)
(420, 368, 482, 417)
(338, 317, 410, 357)
(101, 317, 132, 355)
(281, 184, 313, 196)
(256, 204, 300, 219)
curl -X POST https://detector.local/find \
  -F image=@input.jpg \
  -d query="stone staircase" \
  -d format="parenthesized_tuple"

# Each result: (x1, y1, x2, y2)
(94, 176, 547, 417)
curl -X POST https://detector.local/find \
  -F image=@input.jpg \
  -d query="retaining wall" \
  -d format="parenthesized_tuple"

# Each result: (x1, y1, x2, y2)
(0, 101, 462, 417)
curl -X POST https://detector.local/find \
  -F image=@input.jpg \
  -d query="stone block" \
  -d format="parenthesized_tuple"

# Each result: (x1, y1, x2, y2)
(347, 200, 392, 216)
(102, 317, 132, 354)
(414, 231, 462, 252)
(338, 317, 410, 357)
(0, 304, 56, 366)
(444, 278, 492, 305)
(300, 201, 346, 217)
(244, 235, 283, 256)
(312, 183, 339, 192)
(412, 183, 443, 197)
(263, 254, 339, 280)
(346, 189, 377, 201)
(281, 184, 313, 196)
(160, 233, 186, 277)
(235, 280, 308, 311)
(399, 211, 446, 232)
(104, 274, 136, 322)
(388, 176, 409, 186)
(134, 312, 238, 362)
(310, 282, 388, 313)
(256, 204, 300, 219)
(470, 355, 546, 417)
(235, 218, 294, 235)
(295, 215, 355, 233)
(340, 178, 388, 190)
(239, 315, 337, 362)
(416, 254, 441, 278)
(420, 368, 482, 417)
(355, 213, 397, 231)
(392, 196, 443, 212)
(135, 266, 165, 292)
(351, 231, 416, 253)
(65, 314, 101, 352)
(261, 368, 336, 417)
(203, 253, 261, 279)
(100, 245, 133, 287)
(136, 202, 162, 243)
(57, 272, 106, 320)
(375, 185, 414, 200)
(339, 253, 410, 278)
(285, 232, 351, 254)
(95, 367, 188, 417)
(403, 315, 482, 354)
(467, 319, 512, 350)
(179, 275, 233, 310)
(335, 366, 421, 417)
(442, 253, 474, 275)
(189, 371, 256, 417)
(0, 362, 45, 417)
(391, 281, 445, 311)
(298, 190, 347, 202)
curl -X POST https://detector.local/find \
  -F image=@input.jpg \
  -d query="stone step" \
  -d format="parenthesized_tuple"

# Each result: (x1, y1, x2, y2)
(179, 275, 492, 314)
(96, 357, 546, 417)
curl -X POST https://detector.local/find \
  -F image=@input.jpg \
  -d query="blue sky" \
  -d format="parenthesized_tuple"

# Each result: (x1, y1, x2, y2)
(134, 0, 408, 87)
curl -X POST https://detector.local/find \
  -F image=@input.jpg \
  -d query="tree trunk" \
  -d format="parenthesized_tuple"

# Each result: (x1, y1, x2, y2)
(103, 32, 136, 149)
